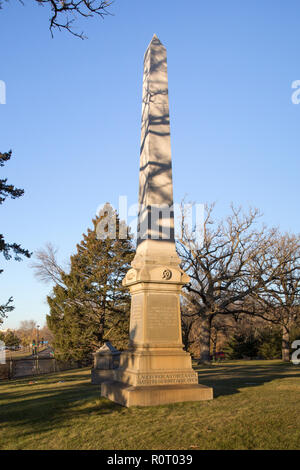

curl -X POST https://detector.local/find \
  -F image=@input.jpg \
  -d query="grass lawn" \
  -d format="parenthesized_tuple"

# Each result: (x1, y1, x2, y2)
(0, 360, 299, 450)
(4, 347, 47, 361)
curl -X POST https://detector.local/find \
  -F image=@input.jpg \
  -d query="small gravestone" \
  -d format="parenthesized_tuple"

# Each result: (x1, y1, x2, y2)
(91, 342, 120, 385)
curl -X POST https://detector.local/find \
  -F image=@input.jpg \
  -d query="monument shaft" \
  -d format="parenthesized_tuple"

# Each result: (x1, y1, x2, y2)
(101, 36, 213, 406)
(138, 35, 174, 245)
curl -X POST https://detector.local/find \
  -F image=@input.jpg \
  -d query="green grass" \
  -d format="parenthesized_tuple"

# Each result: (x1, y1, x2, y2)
(4, 347, 47, 361)
(0, 360, 299, 450)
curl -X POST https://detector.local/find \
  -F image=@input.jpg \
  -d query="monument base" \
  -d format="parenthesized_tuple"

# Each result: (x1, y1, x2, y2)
(101, 381, 213, 407)
(99, 347, 213, 406)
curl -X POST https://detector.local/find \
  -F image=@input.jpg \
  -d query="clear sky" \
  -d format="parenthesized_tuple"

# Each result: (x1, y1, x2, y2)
(1, 0, 300, 329)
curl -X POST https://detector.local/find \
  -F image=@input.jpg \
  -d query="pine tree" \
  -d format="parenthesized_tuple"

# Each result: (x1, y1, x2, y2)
(47, 204, 134, 362)
(1, 151, 31, 323)
(224, 332, 260, 359)
(3, 330, 21, 349)
(258, 329, 282, 360)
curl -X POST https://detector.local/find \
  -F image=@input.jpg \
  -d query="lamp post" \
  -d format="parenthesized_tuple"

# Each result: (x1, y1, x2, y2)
(36, 325, 40, 353)
(36, 325, 40, 374)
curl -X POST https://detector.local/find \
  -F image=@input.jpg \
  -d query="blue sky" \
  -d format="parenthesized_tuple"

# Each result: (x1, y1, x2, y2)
(1, 0, 300, 329)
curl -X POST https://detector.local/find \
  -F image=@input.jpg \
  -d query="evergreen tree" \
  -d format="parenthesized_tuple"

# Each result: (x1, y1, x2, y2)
(1, 151, 31, 323)
(47, 204, 134, 362)
(225, 327, 283, 360)
(3, 330, 21, 349)
(258, 329, 282, 360)
(224, 332, 260, 359)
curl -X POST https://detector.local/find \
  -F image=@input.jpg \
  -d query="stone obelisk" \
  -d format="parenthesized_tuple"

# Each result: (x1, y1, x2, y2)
(101, 35, 213, 406)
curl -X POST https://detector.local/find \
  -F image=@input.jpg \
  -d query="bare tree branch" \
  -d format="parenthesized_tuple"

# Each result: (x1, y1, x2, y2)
(0, 0, 113, 39)
(30, 242, 67, 287)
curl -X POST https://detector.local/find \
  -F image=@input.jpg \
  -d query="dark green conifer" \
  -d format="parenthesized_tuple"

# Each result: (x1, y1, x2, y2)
(47, 204, 134, 362)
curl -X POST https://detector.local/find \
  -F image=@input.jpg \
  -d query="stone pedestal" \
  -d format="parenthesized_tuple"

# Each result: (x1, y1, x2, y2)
(100, 260, 213, 405)
(91, 342, 120, 385)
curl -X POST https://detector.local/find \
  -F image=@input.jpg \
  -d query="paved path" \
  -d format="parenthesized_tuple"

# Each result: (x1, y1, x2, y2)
(26, 346, 54, 359)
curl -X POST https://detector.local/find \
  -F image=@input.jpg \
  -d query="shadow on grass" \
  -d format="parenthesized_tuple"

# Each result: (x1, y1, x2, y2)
(0, 368, 124, 440)
(195, 360, 300, 398)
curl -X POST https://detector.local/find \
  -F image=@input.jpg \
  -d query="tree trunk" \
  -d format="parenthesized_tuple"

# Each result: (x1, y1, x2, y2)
(212, 333, 217, 361)
(282, 326, 290, 362)
(199, 314, 212, 363)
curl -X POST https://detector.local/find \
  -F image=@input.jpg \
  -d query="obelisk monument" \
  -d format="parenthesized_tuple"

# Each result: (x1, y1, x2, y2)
(101, 35, 213, 406)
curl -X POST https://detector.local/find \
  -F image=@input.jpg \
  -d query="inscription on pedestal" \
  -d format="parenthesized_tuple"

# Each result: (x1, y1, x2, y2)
(130, 294, 143, 342)
(137, 372, 198, 386)
(146, 294, 179, 341)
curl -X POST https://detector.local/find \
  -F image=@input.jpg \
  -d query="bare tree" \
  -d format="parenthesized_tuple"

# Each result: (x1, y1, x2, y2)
(31, 243, 67, 287)
(210, 314, 238, 359)
(1, 0, 113, 39)
(16, 319, 37, 347)
(181, 299, 197, 353)
(178, 203, 284, 362)
(248, 233, 300, 361)
(39, 324, 54, 345)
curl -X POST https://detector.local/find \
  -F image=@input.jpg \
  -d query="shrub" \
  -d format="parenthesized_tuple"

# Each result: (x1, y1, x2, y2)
(258, 329, 281, 359)
(224, 332, 260, 359)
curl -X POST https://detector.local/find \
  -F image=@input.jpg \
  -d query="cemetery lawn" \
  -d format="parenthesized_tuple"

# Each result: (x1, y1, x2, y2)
(0, 360, 299, 450)
(4, 347, 47, 360)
